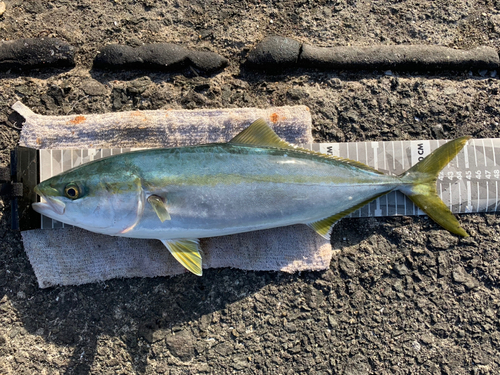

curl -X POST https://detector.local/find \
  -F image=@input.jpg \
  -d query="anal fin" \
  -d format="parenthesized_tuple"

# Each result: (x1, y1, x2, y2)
(160, 239, 203, 276)
(307, 192, 388, 240)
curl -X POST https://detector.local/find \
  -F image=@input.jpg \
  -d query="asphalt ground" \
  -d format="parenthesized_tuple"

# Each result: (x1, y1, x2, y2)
(1, 1, 500, 374)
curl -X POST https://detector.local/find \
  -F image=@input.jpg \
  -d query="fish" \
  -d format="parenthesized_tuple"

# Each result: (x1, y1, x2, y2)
(32, 119, 470, 276)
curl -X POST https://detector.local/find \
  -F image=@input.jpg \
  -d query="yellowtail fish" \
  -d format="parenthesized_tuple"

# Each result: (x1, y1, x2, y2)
(32, 119, 469, 276)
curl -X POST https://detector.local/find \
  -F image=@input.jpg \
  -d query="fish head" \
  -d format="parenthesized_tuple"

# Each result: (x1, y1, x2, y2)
(32, 162, 144, 234)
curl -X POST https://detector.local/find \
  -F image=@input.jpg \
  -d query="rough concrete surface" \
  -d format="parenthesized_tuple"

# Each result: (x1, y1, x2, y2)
(0, 1, 500, 374)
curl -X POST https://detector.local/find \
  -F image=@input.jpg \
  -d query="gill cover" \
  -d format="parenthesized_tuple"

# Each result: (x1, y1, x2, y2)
(33, 166, 146, 235)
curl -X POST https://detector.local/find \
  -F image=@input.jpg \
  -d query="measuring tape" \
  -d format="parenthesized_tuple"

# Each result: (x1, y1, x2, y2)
(307, 138, 499, 217)
(38, 139, 498, 229)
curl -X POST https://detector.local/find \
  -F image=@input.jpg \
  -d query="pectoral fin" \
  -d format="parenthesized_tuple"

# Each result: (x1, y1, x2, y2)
(160, 239, 203, 276)
(148, 194, 171, 222)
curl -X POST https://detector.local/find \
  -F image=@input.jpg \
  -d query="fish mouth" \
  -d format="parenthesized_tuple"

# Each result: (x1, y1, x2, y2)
(32, 186, 66, 216)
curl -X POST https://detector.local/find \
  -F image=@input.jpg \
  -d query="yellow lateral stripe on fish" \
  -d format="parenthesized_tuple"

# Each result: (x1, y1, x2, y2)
(32, 119, 469, 276)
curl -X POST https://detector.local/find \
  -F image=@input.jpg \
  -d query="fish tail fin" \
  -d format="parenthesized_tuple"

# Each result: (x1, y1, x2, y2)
(399, 137, 470, 237)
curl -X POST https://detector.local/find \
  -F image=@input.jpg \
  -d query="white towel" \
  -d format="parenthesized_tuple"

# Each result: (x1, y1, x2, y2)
(14, 102, 332, 288)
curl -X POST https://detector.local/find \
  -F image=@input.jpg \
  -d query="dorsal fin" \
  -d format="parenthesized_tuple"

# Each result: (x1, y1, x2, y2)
(229, 118, 295, 149)
(230, 118, 384, 175)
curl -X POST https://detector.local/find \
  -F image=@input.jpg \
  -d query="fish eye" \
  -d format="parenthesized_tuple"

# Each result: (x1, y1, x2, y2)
(64, 183, 81, 200)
